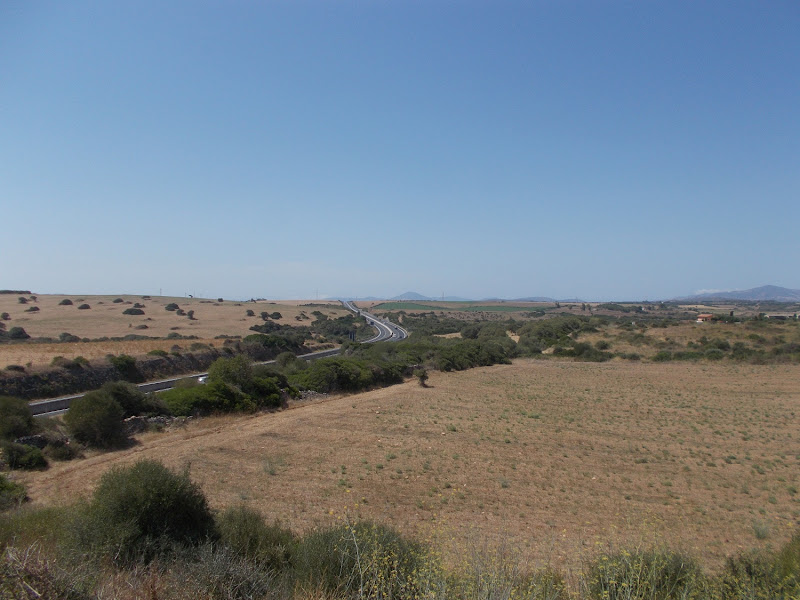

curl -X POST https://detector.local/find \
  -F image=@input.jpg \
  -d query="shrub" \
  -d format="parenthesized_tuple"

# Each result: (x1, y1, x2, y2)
(99, 381, 148, 418)
(414, 368, 429, 387)
(165, 303, 179, 311)
(587, 548, 706, 600)
(246, 309, 255, 317)
(77, 304, 90, 310)
(70, 459, 216, 564)
(108, 354, 143, 382)
(58, 332, 80, 342)
(704, 348, 725, 360)
(0, 312, 9, 320)
(64, 391, 126, 448)
(147, 348, 168, 357)
(7, 327, 30, 340)
(17, 297, 27, 304)
(5, 365, 25, 372)
(3, 442, 48, 470)
(0, 396, 34, 440)
(295, 521, 433, 598)
(24, 306, 39, 313)
(217, 298, 224, 303)
(0, 473, 27, 510)
(58, 299, 73, 306)
(122, 307, 145, 315)
(43, 438, 81, 462)
(216, 505, 294, 569)
(160, 385, 212, 416)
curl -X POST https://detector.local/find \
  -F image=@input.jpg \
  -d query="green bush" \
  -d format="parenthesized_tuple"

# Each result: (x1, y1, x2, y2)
(58, 298, 73, 306)
(216, 505, 294, 569)
(0, 473, 27, 510)
(0, 396, 34, 441)
(64, 391, 126, 448)
(147, 348, 168, 357)
(77, 303, 90, 310)
(587, 548, 706, 600)
(107, 354, 143, 382)
(99, 381, 151, 418)
(165, 303, 179, 311)
(122, 307, 145, 315)
(7, 327, 30, 340)
(160, 385, 212, 416)
(58, 332, 80, 342)
(2, 443, 48, 470)
(295, 521, 433, 598)
(43, 438, 82, 462)
(70, 459, 216, 565)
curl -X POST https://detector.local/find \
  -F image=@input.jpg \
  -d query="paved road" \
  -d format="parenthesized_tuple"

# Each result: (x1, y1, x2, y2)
(31, 301, 406, 417)
(341, 300, 408, 341)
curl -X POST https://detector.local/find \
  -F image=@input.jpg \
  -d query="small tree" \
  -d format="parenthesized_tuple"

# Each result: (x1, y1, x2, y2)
(122, 307, 145, 315)
(100, 381, 148, 418)
(17, 297, 27, 304)
(73, 459, 215, 564)
(0, 396, 34, 440)
(246, 309, 255, 317)
(165, 303, 179, 311)
(413, 368, 429, 387)
(59, 298, 73, 306)
(187, 310, 195, 320)
(64, 391, 126, 448)
(8, 327, 30, 340)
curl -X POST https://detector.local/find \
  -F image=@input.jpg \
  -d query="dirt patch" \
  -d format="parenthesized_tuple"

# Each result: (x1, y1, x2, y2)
(20, 359, 800, 570)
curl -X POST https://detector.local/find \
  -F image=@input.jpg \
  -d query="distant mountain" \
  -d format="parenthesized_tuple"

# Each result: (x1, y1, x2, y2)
(389, 292, 472, 302)
(681, 285, 800, 302)
(511, 296, 557, 302)
(392, 291, 431, 301)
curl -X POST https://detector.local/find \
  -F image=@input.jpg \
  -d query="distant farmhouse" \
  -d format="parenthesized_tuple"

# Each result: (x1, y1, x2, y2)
(696, 313, 714, 323)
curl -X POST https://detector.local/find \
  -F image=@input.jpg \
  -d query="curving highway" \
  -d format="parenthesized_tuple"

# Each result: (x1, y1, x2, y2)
(341, 300, 408, 342)
(31, 300, 407, 417)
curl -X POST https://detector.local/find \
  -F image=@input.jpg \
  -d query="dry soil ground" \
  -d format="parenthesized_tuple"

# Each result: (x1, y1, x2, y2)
(19, 359, 800, 572)
(0, 294, 346, 369)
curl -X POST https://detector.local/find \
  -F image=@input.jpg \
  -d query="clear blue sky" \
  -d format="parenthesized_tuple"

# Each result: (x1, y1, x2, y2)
(2, 1, 798, 301)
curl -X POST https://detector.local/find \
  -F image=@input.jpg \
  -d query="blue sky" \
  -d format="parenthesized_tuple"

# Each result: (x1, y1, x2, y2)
(2, 1, 798, 301)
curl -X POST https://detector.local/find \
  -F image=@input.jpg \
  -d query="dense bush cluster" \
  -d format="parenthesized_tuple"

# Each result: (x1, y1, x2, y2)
(160, 355, 288, 416)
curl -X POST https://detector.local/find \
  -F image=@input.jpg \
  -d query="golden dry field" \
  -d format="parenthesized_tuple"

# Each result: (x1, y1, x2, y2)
(0, 294, 346, 369)
(19, 359, 800, 571)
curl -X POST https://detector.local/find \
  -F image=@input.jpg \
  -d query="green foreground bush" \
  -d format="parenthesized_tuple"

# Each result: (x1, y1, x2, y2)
(70, 459, 216, 565)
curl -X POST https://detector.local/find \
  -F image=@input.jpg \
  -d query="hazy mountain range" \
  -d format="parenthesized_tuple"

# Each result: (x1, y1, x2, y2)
(677, 285, 800, 302)
(336, 285, 800, 304)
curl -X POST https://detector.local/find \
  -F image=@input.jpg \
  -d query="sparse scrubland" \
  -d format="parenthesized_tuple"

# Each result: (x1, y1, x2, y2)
(1, 295, 799, 597)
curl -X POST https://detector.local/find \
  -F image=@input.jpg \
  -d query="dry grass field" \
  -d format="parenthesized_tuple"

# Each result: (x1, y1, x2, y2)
(19, 359, 800, 571)
(0, 294, 346, 369)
